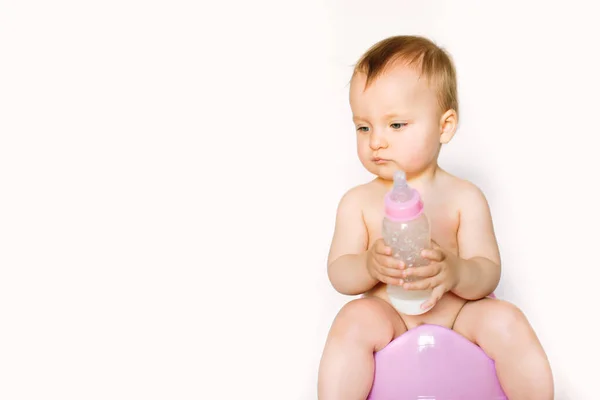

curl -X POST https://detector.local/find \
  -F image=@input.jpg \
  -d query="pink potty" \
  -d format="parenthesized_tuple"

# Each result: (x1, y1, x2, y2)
(367, 295, 507, 400)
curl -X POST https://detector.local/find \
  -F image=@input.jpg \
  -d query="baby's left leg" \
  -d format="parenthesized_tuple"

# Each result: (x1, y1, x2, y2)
(453, 298, 553, 400)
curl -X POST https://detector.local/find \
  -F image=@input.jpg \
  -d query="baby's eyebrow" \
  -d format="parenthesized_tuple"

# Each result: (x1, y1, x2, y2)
(383, 112, 409, 119)
(353, 113, 409, 122)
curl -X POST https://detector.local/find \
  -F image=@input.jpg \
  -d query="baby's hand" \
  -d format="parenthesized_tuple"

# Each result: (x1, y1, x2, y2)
(401, 240, 460, 310)
(366, 239, 405, 285)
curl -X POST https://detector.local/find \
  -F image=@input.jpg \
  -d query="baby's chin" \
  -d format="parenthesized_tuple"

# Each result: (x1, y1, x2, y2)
(362, 160, 427, 182)
(362, 161, 400, 181)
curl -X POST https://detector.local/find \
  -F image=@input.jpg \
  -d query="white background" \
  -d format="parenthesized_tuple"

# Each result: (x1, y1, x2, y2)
(1, 1, 598, 399)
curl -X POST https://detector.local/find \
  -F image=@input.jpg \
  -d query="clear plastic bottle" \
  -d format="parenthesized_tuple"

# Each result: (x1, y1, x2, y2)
(382, 170, 432, 315)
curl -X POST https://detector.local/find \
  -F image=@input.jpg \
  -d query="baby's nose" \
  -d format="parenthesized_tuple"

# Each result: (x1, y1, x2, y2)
(369, 132, 388, 150)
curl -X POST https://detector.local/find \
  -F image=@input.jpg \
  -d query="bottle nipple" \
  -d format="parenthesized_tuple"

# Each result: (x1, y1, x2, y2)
(390, 170, 412, 202)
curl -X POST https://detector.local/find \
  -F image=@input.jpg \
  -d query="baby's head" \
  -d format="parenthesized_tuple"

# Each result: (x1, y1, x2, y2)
(349, 35, 459, 181)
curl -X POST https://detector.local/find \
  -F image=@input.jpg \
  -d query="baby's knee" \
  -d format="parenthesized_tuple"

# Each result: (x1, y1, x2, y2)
(484, 300, 530, 341)
(332, 298, 395, 344)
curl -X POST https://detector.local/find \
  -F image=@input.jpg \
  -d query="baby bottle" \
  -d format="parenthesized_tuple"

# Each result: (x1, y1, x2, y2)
(382, 170, 432, 315)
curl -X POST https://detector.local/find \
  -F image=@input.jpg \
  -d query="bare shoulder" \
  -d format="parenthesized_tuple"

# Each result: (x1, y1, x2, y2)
(337, 179, 381, 210)
(438, 171, 489, 210)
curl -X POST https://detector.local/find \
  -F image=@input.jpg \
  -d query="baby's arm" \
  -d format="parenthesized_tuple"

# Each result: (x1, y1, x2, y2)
(452, 184, 502, 300)
(327, 188, 378, 295)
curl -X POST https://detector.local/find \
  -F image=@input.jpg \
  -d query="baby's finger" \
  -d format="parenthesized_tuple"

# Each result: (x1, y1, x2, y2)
(375, 253, 405, 270)
(403, 264, 439, 279)
(421, 285, 446, 310)
(376, 263, 405, 279)
(374, 239, 392, 256)
(403, 276, 440, 291)
(375, 270, 403, 286)
(421, 248, 445, 262)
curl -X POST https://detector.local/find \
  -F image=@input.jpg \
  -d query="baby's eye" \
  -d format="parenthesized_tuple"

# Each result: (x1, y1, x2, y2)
(391, 123, 407, 129)
(357, 126, 370, 132)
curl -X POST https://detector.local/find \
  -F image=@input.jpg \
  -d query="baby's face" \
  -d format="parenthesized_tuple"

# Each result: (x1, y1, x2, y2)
(349, 65, 444, 181)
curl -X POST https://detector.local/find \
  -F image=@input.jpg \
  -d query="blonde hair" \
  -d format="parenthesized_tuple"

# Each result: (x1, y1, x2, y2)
(352, 35, 459, 119)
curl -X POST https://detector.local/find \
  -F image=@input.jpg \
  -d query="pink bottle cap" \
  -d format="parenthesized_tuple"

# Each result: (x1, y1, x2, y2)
(384, 187, 424, 222)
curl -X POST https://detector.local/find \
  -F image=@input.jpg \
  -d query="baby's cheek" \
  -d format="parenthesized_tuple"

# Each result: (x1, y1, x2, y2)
(412, 139, 438, 161)
(402, 148, 433, 170)
(356, 143, 371, 161)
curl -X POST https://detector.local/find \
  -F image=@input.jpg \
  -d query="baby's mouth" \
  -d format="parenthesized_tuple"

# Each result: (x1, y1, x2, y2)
(372, 157, 389, 164)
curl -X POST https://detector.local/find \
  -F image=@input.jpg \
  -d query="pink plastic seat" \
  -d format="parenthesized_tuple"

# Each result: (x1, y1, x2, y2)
(367, 294, 506, 400)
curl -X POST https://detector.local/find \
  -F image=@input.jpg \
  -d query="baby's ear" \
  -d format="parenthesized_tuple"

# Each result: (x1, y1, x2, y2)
(439, 109, 458, 144)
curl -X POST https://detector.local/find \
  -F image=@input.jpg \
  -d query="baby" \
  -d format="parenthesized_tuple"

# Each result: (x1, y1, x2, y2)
(318, 36, 553, 400)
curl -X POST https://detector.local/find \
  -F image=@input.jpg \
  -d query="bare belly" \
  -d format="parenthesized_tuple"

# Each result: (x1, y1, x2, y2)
(365, 282, 467, 330)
